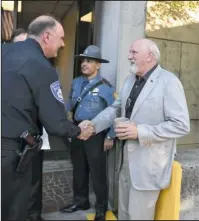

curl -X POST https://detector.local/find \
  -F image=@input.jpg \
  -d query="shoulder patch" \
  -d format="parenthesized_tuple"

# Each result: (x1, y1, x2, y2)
(50, 81, 64, 104)
(101, 78, 113, 88)
(113, 92, 118, 99)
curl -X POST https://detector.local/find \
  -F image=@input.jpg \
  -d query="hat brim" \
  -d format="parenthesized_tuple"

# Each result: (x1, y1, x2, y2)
(75, 54, 109, 63)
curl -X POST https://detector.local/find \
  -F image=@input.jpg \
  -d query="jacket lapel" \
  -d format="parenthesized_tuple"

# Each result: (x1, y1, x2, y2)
(130, 65, 162, 119)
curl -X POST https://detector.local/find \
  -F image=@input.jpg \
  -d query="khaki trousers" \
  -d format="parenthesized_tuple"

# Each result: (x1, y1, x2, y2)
(118, 147, 160, 220)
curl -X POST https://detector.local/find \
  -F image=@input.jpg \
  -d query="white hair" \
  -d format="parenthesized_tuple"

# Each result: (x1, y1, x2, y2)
(146, 39, 161, 62)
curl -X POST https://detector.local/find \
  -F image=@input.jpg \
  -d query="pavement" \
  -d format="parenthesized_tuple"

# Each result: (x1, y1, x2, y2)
(41, 158, 100, 220)
(176, 146, 199, 220)
(42, 205, 96, 220)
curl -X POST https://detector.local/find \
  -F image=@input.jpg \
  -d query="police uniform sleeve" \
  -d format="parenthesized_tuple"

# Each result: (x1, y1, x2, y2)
(22, 60, 81, 138)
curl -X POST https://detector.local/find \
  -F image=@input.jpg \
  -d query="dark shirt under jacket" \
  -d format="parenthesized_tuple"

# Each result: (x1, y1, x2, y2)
(125, 64, 158, 119)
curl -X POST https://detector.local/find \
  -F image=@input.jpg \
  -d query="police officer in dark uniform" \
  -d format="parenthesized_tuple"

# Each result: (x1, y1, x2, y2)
(1, 15, 94, 221)
(9, 27, 43, 221)
(59, 45, 116, 220)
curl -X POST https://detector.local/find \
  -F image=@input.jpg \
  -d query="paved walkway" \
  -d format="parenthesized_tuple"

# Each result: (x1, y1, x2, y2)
(42, 159, 98, 220)
(43, 208, 96, 220)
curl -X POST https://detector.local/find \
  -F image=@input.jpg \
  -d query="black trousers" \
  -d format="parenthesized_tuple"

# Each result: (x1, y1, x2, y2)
(27, 150, 44, 219)
(71, 132, 108, 211)
(1, 138, 32, 220)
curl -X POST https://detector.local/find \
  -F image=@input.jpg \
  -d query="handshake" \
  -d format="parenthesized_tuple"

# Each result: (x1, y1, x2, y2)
(77, 120, 95, 140)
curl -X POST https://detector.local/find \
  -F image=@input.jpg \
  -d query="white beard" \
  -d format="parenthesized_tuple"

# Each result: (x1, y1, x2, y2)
(129, 63, 138, 74)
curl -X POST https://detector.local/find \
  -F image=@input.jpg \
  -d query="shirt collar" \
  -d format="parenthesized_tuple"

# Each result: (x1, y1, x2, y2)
(136, 63, 158, 81)
(87, 74, 101, 85)
(25, 38, 45, 57)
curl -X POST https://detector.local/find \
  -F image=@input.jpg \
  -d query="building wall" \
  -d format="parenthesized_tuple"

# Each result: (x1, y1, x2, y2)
(146, 1, 199, 148)
(55, 2, 78, 103)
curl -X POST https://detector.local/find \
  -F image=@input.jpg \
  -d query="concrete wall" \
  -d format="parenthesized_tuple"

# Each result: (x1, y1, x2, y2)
(176, 147, 199, 220)
(146, 2, 199, 148)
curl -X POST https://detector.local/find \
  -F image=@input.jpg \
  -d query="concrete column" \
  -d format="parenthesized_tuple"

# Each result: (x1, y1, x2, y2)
(94, 1, 147, 90)
(94, 1, 121, 86)
(94, 1, 147, 211)
(116, 1, 147, 90)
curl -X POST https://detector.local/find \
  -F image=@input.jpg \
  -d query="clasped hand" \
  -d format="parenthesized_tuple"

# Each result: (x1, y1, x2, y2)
(114, 122, 138, 140)
(77, 120, 95, 140)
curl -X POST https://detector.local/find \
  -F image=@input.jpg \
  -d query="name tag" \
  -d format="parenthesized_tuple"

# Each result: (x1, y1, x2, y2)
(92, 92, 98, 96)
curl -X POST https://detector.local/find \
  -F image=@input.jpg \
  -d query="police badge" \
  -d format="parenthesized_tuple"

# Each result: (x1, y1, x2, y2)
(50, 81, 64, 104)
(92, 87, 99, 96)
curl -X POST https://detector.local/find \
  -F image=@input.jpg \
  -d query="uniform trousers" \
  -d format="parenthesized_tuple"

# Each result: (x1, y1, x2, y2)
(71, 131, 108, 211)
(1, 138, 32, 220)
(27, 151, 44, 219)
(118, 145, 160, 220)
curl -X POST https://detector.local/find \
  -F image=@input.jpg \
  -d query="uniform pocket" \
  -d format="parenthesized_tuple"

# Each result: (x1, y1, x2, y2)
(89, 96, 101, 109)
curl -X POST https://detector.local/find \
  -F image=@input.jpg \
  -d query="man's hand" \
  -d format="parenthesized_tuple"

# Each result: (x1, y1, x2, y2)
(77, 120, 95, 140)
(114, 122, 138, 140)
(104, 138, 114, 151)
(79, 120, 94, 128)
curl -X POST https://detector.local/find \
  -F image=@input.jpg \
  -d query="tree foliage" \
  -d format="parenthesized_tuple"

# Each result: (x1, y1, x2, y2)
(146, 1, 199, 31)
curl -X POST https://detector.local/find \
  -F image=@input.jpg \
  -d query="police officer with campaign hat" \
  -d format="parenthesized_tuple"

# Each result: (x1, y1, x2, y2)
(59, 45, 116, 220)
(1, 15, 94, 221)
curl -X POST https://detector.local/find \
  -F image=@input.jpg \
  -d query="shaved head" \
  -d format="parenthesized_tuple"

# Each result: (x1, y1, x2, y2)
(128, 38, 160, 76)
(27, 15, 65, 58)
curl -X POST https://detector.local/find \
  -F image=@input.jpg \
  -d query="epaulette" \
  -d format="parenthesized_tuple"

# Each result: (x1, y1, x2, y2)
(101, 78, 113, 88)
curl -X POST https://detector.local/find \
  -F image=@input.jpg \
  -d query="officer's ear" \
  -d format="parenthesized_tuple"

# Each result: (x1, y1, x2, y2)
(96, 62, 101, 70)
(42, 31, 51, 44)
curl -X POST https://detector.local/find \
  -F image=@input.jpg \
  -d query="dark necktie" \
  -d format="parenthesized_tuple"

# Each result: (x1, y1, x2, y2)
(81, 80, 89, 93)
